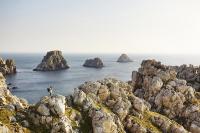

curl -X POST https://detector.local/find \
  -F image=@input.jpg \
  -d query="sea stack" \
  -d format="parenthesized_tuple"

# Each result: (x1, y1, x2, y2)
(33, 50, 69, 71)
(83, 57, 104, 68)
(117, 54, 133, 63)
(0, 58, 17, 75)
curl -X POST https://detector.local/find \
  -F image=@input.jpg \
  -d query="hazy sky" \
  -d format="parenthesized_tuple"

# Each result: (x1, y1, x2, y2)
(1, 0, 200, 54)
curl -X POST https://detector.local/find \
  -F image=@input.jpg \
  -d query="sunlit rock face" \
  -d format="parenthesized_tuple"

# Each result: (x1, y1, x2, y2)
(33, 50, 69, 71)
(0, 72, 30, 133)
(132, 59, 200, 132)
(0, 58, 16, 75)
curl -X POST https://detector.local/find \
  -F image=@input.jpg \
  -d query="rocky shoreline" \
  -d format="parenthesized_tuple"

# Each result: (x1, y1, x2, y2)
(0, 59, 200, 133)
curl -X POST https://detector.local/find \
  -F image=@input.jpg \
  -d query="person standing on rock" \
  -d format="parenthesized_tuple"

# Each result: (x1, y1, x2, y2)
(47, 86, 53, 96)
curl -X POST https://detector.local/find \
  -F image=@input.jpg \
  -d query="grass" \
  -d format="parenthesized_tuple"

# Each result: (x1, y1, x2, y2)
(65, 107, 81, 128)
(129, 112, 162, 133)
(0, 108, 14, 124)
(0, 108, 31, 133)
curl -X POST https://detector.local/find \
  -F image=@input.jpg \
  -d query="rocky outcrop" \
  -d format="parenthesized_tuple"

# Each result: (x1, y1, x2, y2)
(0, 71, 191, 133)
(27, 95, 78, 133)
(83, 57, 104, 68)
(173, 64, 200, 92)
(0, 58, 16, 75)
(117, 54, 133, 63)
(33, 50, 69, 71)
(132, 59, 200, 132)
(0, 72, 30, 133)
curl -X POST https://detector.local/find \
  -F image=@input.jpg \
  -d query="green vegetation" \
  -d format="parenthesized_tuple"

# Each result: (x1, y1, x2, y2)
(129, 113, 162, 133)
(65, 107, 80, 128)
(0, 108, 14, 124)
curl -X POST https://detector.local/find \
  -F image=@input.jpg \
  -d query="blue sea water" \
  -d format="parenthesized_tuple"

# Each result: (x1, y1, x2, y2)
(1, 53, 200, 103)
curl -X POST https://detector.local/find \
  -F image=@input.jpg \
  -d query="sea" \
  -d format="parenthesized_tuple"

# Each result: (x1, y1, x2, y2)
(1, 53, 200, 104)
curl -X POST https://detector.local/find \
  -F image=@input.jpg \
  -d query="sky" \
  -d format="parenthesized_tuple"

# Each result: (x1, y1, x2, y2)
(1, 0, 200, 54)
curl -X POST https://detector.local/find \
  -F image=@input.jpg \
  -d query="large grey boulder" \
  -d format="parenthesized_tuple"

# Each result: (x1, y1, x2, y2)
(83, 57, 104, 68)
(33, 50, 69, 71)
(117, 54, 133, 63)
(35, 95, 66, 117)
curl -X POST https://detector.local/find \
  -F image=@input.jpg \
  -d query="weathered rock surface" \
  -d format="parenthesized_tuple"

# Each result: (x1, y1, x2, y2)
(117, 54, 133, 62)
(83, 57, 104, 68)
(33, 50, 69, 71)
(0, 72, 30, 133)
(28, 95, 77, 133)
(74, 78, 188, 133)
(132, 59, 200, 132)
(173, 64, 200, 92)
(0, 58, 16, 75)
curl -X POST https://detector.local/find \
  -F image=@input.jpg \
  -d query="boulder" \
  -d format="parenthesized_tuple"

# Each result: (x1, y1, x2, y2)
(33, 50, 69, 71)
(0, 58, 16, 75)
(89, 109, 118, 133)
(35, 95, 66, 117)
(117, 54, 133, 62)
(83, 57, 104, 68)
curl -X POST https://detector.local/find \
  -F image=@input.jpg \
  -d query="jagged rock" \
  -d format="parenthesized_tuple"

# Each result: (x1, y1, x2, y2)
(35, 95, 66, 117)
(124, 116, 148, 133)
(36, 104, 50, 116)
(33, 50, 69, 71)
(130, 95, 149, 113)
(132, 59, 200, 132)
(151, 115, 188, 133)
(0, 73, 28, 108)
(0, 58, 16, 75)
(173, 64, 200, 91)
(51, 116, 73, 133)
(28, 94, 77, 133)
(78, 78, 133, 120)
(83, 57, 104, 68)
(89, 109, 118, 133)
(190, 123, 200, 133)
(117, 54, 133, 63)
(0, 91, 30, 133)
(73, 88, 87, 105)
(73, 88, 126, 133)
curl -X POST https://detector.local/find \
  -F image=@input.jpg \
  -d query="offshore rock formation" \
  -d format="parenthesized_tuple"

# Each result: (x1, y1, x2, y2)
(173, 64, 200, 92)
(117, 54, 133, 63)
(132, 59, 200, 133)
(33, 50, 69, 71)
(83, 57, 104, 68)
(0, 58, 16, 75)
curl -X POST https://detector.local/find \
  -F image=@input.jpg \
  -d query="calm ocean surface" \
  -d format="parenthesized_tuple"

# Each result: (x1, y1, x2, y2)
(1, 53, 200, 103)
